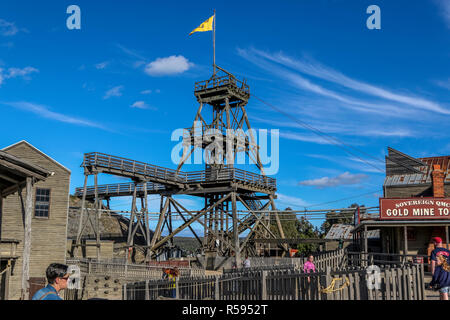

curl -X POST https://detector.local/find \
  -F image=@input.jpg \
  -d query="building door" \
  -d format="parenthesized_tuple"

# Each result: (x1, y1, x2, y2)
(28, 277, 46, 300)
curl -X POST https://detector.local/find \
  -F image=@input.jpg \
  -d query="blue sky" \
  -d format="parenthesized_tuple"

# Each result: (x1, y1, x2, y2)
(1, 0, 449, 234)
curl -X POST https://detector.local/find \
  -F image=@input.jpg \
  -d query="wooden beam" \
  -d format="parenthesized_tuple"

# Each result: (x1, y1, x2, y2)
(0, 159, 47, 181)
(151, 193, 231, 253)
(21, 177, 33, 300)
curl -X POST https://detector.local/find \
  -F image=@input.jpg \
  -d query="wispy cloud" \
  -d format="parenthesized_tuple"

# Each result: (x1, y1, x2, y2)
(0, 66, 39, 86)
(141, 89, 152, 95)
(435, 78, 450, 90)
(145, 55, 193, 76)
(95, 61, 109, 70)
(130, 101, 156, 110)
(279, 131, 334, 145)
(299, 172, 368, 188)
(435, 0, 450, 28)
(276, 193, 309, 208)
(238, 48, 450, 116)
(251, 115, 414, 138)
(0, 19, 21, 36)
(2, 101, 107, 130)
(116, 43, 147, 61)
(248, 48, 450, 115)
(103, 85, 124, 99)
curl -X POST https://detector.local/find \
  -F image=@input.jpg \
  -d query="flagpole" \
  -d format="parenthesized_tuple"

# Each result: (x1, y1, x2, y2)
(213, 9, 216, 76)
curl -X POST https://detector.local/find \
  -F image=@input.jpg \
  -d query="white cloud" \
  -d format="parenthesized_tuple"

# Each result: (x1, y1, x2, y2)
(2, 101, 106, 130)
(95, 61, 109, 70)
(276, 193, 309, 208)
(0, 19, 19, 36)
(145, 55, 193, 76)
(299, 172, 368, 188)
(252, 116, 413, 138)
(6, 66, 38, 78)
(279, 131, 334, 145)
(0, 66, 39, 86)
(103, 85, 124, 99)
(141, 89, 152, 95)
(435, 78, 450, 90)
(244, 48, 450, 115)
(130, 101, 156, 110)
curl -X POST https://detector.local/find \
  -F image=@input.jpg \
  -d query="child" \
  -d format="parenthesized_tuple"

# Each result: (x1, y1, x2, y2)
(429, 254, 450, 300)
(303, 255, 316, 283)
(303, 255, 316, 274)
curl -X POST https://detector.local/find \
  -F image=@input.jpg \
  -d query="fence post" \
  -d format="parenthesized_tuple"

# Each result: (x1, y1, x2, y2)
(261, 271, 267, 300)
(215, 276, 220, 300)
(123, 283, 127, 300)
(420, 263, 426, 300)
(325, 266, 332, 301)
(145, 280, 149, 300)
(176, 278, 180, 299)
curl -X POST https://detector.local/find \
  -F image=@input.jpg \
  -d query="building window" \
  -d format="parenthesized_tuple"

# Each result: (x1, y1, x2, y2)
(35, 188, 50, 218)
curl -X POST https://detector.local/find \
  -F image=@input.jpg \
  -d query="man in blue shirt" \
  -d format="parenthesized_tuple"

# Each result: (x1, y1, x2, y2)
(431, 237, 450, 275)
(32, 263, 70, 300)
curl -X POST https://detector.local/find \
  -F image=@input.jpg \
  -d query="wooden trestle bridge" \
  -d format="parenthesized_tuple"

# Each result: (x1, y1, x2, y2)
(73, 66, 288, 267)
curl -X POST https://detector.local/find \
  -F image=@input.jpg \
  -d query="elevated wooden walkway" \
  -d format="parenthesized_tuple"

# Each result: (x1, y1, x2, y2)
(81, 152, 276, 193)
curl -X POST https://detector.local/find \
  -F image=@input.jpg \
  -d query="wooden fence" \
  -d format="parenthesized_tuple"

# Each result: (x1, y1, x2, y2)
(347, 252, 429, 268)
(248, 248, 346, 271)
(66, 258, 205, 280)
(124, 263, 426, 300)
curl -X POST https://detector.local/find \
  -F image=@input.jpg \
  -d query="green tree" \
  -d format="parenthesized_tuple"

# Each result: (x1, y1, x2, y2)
(319, 203, 364, 237)
(296, 216, 320, 255)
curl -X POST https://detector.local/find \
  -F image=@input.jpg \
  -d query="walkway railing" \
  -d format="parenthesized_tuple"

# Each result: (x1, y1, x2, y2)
(82, 152, 276, 190)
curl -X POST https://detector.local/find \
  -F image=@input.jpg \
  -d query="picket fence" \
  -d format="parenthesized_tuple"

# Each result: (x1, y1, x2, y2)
(124, 263, 425, 300)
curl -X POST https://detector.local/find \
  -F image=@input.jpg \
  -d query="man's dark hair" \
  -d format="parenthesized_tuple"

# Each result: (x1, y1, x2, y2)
(46, 263, 69, 284)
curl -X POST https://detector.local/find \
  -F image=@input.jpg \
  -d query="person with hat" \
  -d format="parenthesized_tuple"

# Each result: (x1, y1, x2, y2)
(431, 237, 450, 275)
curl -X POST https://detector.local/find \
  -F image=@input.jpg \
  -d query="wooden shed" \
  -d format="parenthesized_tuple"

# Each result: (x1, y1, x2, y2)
(0, 141, 70, 299)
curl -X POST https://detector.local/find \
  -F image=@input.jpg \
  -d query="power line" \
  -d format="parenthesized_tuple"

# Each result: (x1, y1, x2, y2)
(304, 190, 380, 208)
(252, 94, 386, 173)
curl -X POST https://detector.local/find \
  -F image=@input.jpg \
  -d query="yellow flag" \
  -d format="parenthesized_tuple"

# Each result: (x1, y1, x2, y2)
(189, 15, 214, 36)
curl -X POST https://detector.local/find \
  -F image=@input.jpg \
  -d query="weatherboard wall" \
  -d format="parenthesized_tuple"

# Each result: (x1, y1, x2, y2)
(0, 142, 70, 299)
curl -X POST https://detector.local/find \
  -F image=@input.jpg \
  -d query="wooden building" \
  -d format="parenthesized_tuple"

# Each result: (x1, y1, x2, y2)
(0, 141, 70, 299)
(353, 147, 450, 265)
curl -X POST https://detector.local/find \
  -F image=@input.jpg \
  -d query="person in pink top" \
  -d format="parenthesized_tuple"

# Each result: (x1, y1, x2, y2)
(304, 255, 316, 273)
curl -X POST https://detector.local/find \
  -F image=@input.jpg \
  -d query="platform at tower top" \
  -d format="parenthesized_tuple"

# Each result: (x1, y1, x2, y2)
(194, 67, 250, 106)
(80, 152, 276, 195)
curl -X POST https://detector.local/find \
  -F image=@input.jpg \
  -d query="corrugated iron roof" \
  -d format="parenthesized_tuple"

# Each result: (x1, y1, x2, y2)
(325, 224, 379, 239)
(384, 148, 450, 187)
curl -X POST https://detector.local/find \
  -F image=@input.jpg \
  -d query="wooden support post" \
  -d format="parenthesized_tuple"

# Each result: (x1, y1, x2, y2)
(403, 226, 408, 264)
(446, 225, 449, 250)
(21, 177, 33, 300)
(75, 174, 89, 257)
(363, 225, 368, 268)
(232, 192, 241, 267)
(143, 183, 151, 261)
(145, 280, 149, 300)
(127, 182, 138, 250)
(94, 173, 101, 259)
